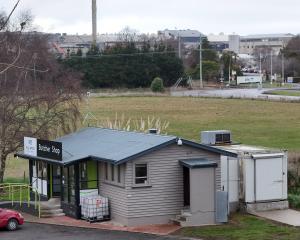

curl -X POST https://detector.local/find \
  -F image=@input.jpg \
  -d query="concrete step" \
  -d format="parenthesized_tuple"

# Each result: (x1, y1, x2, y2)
(40, 198, 62, 210)
(41, 212, 65, 218)
(41, 209, 64, 215)
(170, 218, 182, 226)
(40, 204, 62, 210)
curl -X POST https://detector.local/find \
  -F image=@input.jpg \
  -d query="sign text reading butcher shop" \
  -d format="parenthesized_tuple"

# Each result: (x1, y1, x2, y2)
(37, 139, 62, 161)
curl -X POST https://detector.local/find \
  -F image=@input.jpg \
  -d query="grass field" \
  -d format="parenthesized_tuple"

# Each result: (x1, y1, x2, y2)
(86, 96, 300, 150)
(176, 213, 300, 240)
(267, 90, 300, 97)
(5, 96, 300, 179)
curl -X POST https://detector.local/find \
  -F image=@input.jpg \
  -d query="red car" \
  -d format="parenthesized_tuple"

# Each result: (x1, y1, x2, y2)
(0, 208, 24, 231)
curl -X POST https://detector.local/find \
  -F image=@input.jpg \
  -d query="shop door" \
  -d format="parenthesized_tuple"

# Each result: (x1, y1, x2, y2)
(52, 165, 61, 197)
(183, 167, 190, 206)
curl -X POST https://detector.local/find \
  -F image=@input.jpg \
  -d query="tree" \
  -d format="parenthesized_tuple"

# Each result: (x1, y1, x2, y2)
(283, 36, 300, 77)
(220, 51, 241, 81)
(189, 61, 220, 81)
(0, 6, 82, 182)
(186, 37, 219, 69)
(185, 37, 220, 82)
(64, 30, 184, 88)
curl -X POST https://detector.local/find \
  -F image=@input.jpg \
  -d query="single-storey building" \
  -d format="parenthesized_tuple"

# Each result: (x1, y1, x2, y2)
(16, 128, 288, 227)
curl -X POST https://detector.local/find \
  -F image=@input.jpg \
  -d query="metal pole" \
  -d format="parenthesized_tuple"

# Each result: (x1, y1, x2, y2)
(259, 52, 262, 75)
(282, 53, 285, 83)
(199, 33, 203, 89)
(270, 50, 273, 84)
(178, 33, 181, 59)
(228, 55, 231, 86)
(92, 0, 97, 46)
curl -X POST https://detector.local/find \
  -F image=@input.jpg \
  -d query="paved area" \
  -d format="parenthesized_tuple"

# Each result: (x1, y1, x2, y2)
(171, 88, 300, 102)
(22, 212, 181, 236)
(0, 222, 188, 240)
(252, 209, 300, 227)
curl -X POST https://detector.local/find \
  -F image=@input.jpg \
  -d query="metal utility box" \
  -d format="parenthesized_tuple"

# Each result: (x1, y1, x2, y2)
(243, 153, 288, 203)
(218, 144, 288, 212)
(201, 130, 231, 145)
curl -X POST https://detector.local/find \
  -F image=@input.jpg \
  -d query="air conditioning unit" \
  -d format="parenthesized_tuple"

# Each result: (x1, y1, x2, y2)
(201, 130, 232, 145)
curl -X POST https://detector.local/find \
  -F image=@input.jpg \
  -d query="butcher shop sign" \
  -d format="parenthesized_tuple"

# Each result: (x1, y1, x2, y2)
(24, 137, 62, 161)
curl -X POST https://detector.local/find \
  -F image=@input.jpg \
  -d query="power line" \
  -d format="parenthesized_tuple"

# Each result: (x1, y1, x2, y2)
(67, 48, 216, 59)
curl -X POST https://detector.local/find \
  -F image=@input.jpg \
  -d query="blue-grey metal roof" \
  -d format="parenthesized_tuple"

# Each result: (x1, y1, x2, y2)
(17, 128, 177, 165)
(16, 128, 238, 166)
(180, 158, 218, 169)
(58, 128, 178, 165)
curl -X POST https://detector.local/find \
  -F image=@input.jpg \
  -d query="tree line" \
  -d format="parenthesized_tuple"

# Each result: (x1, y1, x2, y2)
(62, 39, 184, 89)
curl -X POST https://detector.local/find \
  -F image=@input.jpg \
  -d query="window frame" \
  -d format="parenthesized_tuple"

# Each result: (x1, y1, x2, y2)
(133, 163, 151, 188)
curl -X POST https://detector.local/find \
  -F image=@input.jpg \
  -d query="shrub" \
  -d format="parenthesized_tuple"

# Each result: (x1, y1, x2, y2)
(288, 194, 300, 209)
(151, 77, 164, 92)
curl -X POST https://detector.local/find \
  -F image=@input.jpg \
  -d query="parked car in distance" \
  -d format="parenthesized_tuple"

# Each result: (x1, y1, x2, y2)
(0, 208, 24, 231)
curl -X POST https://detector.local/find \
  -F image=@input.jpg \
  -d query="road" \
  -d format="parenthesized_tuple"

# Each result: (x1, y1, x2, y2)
(171, 87, 300, 101)
(0, 223, 189, 240)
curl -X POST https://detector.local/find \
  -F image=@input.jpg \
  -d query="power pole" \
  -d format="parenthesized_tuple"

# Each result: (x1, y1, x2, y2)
(228, 56, 231, 86)
(270, 50, 273, 84)
(92, 0, 97, 46)
(199, 33, 203, 89)
(282, 52, 285, 83)
(259, 52, 262, 76)
(178, 33, 181, 59)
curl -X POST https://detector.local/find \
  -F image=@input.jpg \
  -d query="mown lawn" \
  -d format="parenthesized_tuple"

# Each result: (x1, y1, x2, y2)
(5, 96, 300, 179)
(86, 96, 300, 150)
(267, 90, 300, 97)
(176, 213, 300, 240)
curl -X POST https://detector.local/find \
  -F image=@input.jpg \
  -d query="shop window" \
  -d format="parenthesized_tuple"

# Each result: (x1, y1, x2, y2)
(63, 167, 68, 202)
(105, 162, 108, 180)
(38, 162, 43, 178)
(80, 161, 97, 190)
(32, 161, 37, 178)
(134, 164, 148, 185)
(69, 166, 76, 204)
(117, 165, 121, 183)
(80, 162, 88, 189)
(111, 164, 114, 182)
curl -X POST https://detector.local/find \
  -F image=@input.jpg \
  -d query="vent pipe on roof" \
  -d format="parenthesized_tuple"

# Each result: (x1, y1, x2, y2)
(148, 129, 158, 134)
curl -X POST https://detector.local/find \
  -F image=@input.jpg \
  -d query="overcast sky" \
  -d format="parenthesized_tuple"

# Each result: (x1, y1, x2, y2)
(1, 0, 299, 35)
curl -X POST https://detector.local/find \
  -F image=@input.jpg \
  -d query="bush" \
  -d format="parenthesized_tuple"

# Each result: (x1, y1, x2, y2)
(288, 194, 300, 209)
(151, 77, 164, 92)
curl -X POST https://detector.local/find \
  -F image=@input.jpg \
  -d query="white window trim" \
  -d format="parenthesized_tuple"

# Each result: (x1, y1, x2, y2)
(132, 162, 151, 188)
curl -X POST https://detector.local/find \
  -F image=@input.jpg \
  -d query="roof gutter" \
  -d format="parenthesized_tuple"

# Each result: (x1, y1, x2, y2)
(181, 139, 238, 157)
(15, 153, 65, 166)
(115, 138, 178, 165)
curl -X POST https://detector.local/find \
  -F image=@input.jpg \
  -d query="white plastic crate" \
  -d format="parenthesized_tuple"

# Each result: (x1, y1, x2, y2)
(80, 195, 109, 222)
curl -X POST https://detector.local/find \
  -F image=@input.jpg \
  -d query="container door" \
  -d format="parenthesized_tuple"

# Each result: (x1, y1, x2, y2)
(255, 157, 283, 201)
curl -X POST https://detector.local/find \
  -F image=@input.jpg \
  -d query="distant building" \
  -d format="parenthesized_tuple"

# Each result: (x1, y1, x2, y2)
(228, 35, 240, 54)
(158, 29, 203, 47)
(50, 33, 155, 58)
(238, 33, 294, 55)
(207, 33, 229, 53)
